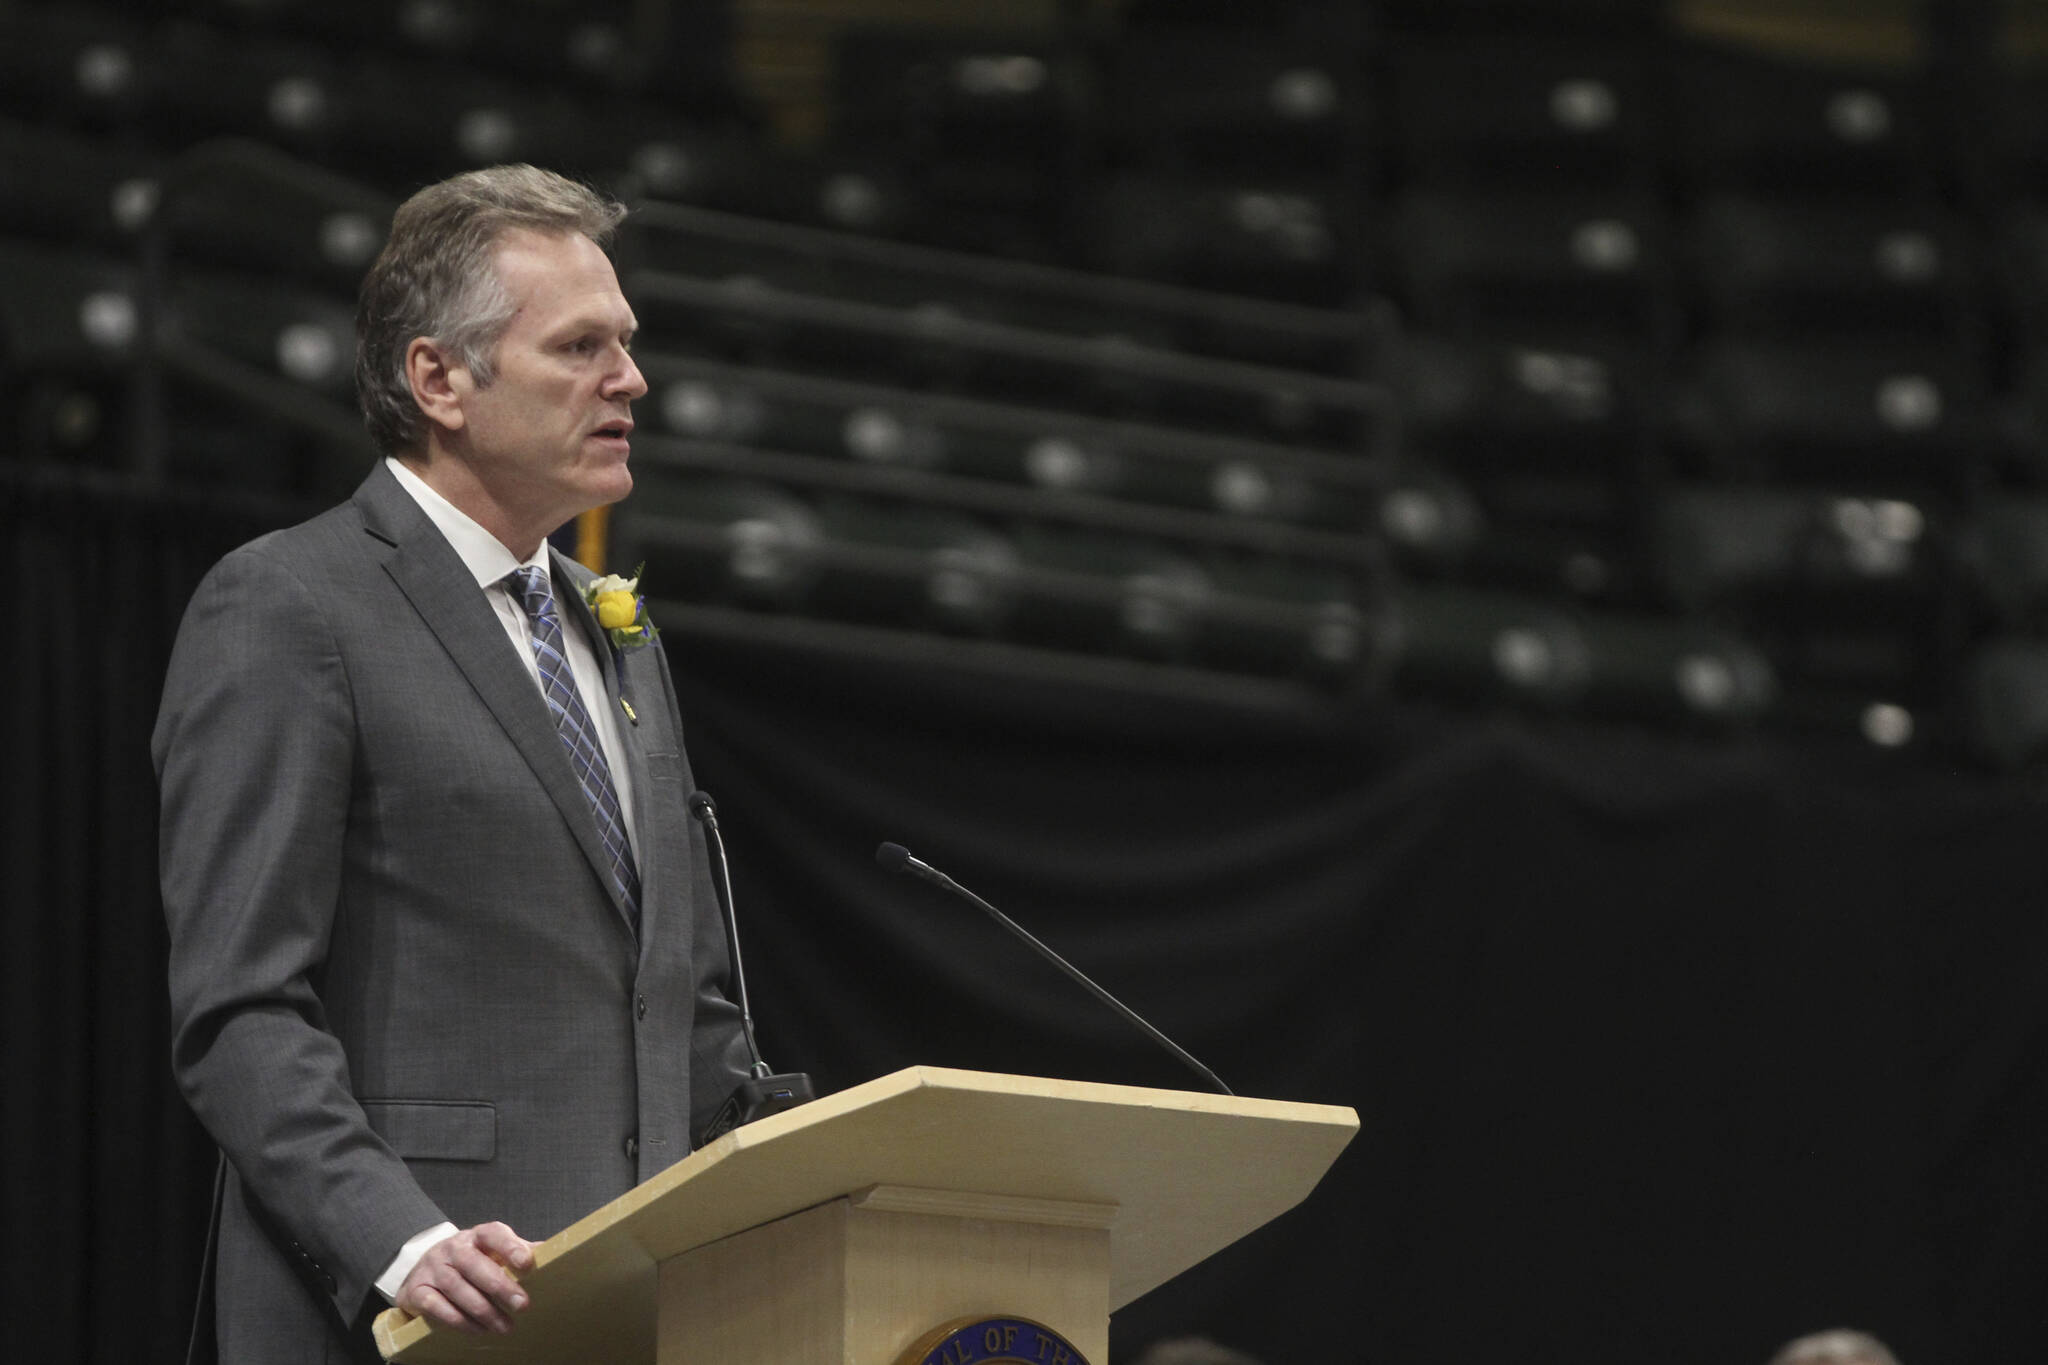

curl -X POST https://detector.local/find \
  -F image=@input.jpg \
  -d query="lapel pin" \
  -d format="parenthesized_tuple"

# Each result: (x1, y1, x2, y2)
(620, 697, 638, 725)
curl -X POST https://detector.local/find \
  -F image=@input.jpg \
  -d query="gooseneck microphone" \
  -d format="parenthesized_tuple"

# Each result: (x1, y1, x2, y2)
(688, 791, 765, 1072)
(689, 792, 814, 1141)
(874, 842, 1233, 1096)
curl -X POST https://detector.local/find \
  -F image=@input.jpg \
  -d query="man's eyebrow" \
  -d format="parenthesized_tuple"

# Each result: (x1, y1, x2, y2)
(552, 314, 636, 342)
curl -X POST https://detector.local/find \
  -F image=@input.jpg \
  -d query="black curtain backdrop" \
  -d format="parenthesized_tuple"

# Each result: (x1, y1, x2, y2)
(4, 468, 272, 1363)
(9, 466, 2048, 1364)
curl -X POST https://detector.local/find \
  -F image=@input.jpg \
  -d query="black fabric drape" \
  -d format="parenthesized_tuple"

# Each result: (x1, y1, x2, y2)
(668, 629, 2048, 1365)
(9, 465, 2048, 1363)
(2, 467, 293, 1363)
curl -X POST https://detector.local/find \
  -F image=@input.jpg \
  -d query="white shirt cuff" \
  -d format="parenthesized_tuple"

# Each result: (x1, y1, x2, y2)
(375, 1222, 459, 1303)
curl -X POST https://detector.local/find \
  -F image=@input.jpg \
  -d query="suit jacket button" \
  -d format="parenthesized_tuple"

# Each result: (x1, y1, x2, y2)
(624, 1135, 638, 1160)
(635, 993, 648, 1020)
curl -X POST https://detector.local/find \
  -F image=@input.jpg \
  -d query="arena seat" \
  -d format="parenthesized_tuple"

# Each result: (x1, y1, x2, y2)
(161, 270, 359, 402)
(1084, 172, 1357, 305)
(1390, 187, 1676, 348)
(1671, 43, 1938, 196)
(1687, 193, 1981, 345)
(1100, 30, 1364, 177)
(157, 141, 394, 291)
(146, 21, 348, 155)
(1389, 38, 1657, 189)
(0, 241, 144, 377)
(1390, 583, 1778, 721)
(1673, 339, 2010, 484)
(803, 495, 1024, 637)
(1400, 335, 1652, 477)
(1652, 483, 1946, 614)
(0, 7, 153, 132)
(614, 472, 827, 610)
(0, 119, 160, 252)
(0, 241, 143, 467)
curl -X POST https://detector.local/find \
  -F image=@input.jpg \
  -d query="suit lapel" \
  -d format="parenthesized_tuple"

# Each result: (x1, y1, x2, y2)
(553, 550, 661, 953)
(357, 466, 634, 939)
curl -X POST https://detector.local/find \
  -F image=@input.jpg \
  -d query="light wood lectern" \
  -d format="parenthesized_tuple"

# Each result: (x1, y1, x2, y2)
(373, 1066, 1358, 1364)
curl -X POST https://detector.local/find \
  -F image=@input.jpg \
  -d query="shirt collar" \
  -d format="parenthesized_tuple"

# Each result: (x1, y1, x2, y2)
(385, 456, 550, 589)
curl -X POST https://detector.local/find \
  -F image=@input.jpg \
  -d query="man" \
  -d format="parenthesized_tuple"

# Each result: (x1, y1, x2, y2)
(1766, 1329, 1902, 1365)
(154, 164, 752, 1363)
(1130, 1336, 1266, 1365)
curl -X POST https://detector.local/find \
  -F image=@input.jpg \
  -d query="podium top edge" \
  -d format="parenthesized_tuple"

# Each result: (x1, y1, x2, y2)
(868, 1065, 1357, 1124)
(706, 1065, 1358, 1159)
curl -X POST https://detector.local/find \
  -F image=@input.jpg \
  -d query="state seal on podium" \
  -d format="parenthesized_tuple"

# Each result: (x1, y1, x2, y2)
(898, 1315, 1094, 1365)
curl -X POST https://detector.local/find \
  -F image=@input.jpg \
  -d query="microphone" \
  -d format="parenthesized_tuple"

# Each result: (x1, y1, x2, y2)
(874, 842, 1233, 1096)
(689, 792, 814, 1142)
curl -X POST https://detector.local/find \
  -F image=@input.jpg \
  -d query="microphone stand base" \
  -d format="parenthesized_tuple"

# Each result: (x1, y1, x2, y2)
(699, 1072, 816, 1144)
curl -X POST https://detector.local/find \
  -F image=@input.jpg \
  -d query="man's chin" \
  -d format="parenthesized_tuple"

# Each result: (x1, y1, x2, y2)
(579, 461, 634, 509)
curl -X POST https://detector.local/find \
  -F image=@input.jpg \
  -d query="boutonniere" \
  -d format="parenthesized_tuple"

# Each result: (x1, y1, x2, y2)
(584, 563, 658, 650)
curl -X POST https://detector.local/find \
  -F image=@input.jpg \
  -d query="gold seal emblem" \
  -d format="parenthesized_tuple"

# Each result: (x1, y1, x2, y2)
(896, 1315, 1093, 1365)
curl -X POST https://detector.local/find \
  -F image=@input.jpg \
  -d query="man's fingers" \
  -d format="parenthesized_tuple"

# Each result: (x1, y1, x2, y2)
(403, 1282, 497, 1334)
(409, 1263, 514, 1335)
(438, 1265, 516, 1334)
(397, 1223, 534, 1334)
(469, 1221, 537, 1274)
(442, 1237, 529, 1316)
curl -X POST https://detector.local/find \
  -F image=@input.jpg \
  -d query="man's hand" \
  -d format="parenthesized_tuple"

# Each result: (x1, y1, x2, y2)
(395, 1222, 535, 1334)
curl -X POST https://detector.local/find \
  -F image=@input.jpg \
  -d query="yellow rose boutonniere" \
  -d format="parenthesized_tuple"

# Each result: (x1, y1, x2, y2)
(583, 563, 658, 650)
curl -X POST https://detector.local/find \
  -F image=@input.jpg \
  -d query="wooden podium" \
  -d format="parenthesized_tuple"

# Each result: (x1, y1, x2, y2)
(373, 1066, 1358, 1364)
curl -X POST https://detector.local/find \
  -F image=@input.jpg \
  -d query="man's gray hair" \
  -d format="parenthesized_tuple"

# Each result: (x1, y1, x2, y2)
(354, 163, 627, 456)
(1768, 1328, 1902, 1365)
(1129, 1337, 1265, 1365)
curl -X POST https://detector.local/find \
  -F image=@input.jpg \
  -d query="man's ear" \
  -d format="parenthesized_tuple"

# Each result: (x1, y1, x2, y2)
(405, 337, 469, 437)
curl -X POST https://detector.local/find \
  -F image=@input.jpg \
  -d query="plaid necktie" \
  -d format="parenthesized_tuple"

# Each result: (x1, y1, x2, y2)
(503, 566, 641, 935)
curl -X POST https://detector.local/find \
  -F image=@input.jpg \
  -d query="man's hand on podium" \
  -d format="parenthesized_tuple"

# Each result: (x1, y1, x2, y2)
(395, 1222, 536, 1335)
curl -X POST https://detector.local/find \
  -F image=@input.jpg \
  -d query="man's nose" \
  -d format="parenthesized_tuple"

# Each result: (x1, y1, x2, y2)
(607, 347, 648, 400)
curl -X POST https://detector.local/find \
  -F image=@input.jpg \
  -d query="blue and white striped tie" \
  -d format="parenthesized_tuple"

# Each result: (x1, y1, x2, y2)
(503, 566, 641, 935)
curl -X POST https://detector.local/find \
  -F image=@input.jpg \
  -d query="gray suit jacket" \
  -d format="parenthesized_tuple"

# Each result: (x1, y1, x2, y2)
(155, 461, 751, 1363)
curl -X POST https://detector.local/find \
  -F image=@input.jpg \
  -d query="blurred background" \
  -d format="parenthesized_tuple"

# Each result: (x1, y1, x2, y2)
(7, 0, 2048, 1360)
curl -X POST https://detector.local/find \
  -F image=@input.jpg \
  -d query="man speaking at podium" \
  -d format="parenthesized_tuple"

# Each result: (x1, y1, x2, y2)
(154, 165, 753, 1363)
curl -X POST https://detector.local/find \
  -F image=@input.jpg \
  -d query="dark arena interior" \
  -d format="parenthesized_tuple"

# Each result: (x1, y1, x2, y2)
(8, 1, 2048, 1361)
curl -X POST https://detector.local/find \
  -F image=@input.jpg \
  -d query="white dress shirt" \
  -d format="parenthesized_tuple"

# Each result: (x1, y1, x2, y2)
(372, 456, 644, 1300)
(385, 456, 639, 852)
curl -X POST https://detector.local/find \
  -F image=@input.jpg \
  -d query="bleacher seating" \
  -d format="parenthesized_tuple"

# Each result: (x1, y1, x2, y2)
(13, 0, 2048, 756)
(1685, 194, 1982, 345)
(633, 352, 1388, 531)
(0, 118, 158, 253)
(621, 198, 1384, 376)
(1672, 338, 2010, 486)
(1671, 44, 1941, 197)
(0, 239, 140, 465)
(1099, 30, 1364, 177)
(1389, 186, 1677, 347)
(154, 142, 395, 291)
(1387, 39, 1658, 190)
